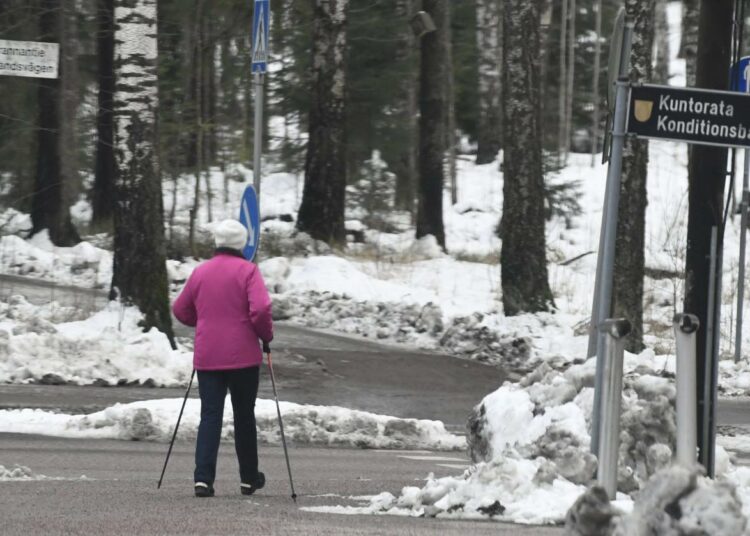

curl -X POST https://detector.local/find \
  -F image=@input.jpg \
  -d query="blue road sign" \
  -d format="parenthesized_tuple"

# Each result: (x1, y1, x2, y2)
(239, 185, 261, 261)
(731, 56, 750, 93)
(251, 0, 269, 74)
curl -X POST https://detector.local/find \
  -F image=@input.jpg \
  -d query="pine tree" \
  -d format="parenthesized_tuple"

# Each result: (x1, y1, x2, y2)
(296, 0, 349, 245)
(500, 0, 553, 315)
(416, 0, 447, 248)
(474, 0, 502, 165)
(111, 0, 174, 345)
(679, 0, 700, 87)
(92, 0, 115, 226)
(612, 0, 655, 353)
(31, 0, 80, 246)
(684, 0, 733, 463)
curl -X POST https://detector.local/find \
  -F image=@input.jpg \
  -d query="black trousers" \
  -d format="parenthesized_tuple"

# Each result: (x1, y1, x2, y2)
(194, 366, 260, 485)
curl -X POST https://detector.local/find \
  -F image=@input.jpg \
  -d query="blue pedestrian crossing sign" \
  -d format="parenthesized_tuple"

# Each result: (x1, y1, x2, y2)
(730, 56, 750, 93)
(238, 185, 261, 261)
(252, 0, 269, 73)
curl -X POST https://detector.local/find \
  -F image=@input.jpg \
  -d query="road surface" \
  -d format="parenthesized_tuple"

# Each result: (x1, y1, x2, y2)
(0, 433, 564, 535)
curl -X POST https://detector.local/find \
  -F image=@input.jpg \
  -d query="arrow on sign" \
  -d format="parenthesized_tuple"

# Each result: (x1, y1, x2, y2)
(242, 198, 256, 247)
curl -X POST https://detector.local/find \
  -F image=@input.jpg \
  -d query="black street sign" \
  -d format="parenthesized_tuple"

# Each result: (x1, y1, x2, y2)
(627, 84, 750, 149)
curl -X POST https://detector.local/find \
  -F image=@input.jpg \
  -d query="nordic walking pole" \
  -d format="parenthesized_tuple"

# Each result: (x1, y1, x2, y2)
(264, 342, 297, 502)
(157, 369, 195, 489)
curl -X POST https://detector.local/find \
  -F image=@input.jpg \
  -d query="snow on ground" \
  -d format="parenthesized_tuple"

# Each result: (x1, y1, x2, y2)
(0, 398, 463, 451)
(0, 295, 191, 386)
(0, 464, 88, 481)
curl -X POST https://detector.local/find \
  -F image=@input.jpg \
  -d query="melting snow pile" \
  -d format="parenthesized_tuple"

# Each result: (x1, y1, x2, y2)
(319, 349, 750, 525)
(0, 464, 38, 480)
(566, 466, 747, 535)
(0, 398, 464, 451)
(0, 295, 191, 386)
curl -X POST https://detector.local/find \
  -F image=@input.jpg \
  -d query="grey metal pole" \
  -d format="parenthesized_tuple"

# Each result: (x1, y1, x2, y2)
(596, 318, 630, 500)
(253, 72, 264, 206)
(736, 152, 749, 362)
(674, 313, 699, 468)
(701, 226, 718, 475)
(590, 20, 634, 456)
(586, 19, 634, 357)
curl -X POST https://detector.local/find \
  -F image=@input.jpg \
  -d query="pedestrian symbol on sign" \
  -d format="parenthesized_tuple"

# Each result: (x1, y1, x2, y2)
(251, 0, 269, 74)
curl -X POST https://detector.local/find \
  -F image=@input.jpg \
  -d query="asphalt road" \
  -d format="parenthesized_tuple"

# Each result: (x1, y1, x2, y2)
(0, 433, 564, 535)
(0, 273, 504, 431)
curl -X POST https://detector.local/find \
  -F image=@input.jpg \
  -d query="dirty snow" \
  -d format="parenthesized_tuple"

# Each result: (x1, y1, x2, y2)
(0, 398, 464, 451)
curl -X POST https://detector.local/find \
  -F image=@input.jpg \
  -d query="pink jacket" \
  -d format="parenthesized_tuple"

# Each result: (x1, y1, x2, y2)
(172, 251, 273, 370)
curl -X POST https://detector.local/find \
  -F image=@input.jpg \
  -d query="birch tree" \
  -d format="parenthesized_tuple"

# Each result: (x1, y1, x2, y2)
(475, 0, 502, 165)
(416, 0, 447, 248)
(500, 0, 553, 315)
(297, 0, 348, 245)
(653, 0, 670, 84)
(111, 0, 174, 345)
(612, 0, 655, 353)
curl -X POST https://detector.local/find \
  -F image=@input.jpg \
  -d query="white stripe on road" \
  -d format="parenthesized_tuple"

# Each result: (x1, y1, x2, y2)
(436, 463, 470, 470)
(397, 455, 466, 462)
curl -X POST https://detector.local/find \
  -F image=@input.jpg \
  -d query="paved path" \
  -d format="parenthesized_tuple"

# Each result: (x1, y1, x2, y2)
(0, 274, 504, 431)
(0, 433, 564, 535)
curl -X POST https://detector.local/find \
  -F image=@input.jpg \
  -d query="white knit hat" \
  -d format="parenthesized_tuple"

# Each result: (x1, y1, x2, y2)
(213, 219, 248, 251)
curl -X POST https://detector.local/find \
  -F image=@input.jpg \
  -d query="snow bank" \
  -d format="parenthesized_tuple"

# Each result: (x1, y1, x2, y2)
(0, 398, 464, 451)
(566, 466, 748, 536)
(0, 231, 111, 289)
(0, 295, 191, 386)
(304, 457, 588, 524)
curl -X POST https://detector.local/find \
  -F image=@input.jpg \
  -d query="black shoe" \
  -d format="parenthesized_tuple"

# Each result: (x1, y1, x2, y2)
(240, 472, 265, 496)
(194, 482, 215, 497)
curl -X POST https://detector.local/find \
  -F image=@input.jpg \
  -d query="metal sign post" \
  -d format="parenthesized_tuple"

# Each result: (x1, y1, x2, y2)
(589, 17, 633, 458)
(588, 8, 626, 359)
(732, 56, 750, 363)
(251, 0, 269, 207)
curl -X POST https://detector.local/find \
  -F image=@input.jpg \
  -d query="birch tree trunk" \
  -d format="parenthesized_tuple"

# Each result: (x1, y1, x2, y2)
(416, 0, 447, 248)
(475, 0, 502, 165)
(31, 0, 80, 246)
(111, 0, 174, 346)
(613, 0, 655, 353)
(653, 0, 670, 84)
(297, 0, 348, 246)
(500, 0, 553, 315)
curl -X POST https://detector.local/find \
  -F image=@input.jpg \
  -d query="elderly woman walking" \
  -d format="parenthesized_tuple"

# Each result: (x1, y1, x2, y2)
(173, 219, 273, 498)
